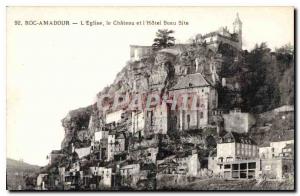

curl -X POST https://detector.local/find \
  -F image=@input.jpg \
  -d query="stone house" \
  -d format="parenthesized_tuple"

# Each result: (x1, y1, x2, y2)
(131, 110, 145, 135)
(175, 151, 200, 176)
(107, 133, 116, 161)
(280, 143, 294, 158)
(98, 167, 113, 188)
(105, 110, 124, 124)
(47, 150, 64, 165)
(58, 167, 65, 184)
(157, 151, 200, 176)
(36, 174, 48, 190)
(69, 161, 81, 173)
(157, 157, 178, 175)
(94, 130, 108, 143)
(259, 140, 294, 159)
(107, 132, 126, 161)
(145, 104, 169, 135)
(120, 163, 141, 188)
(261, 158, 294, 180)
(270, 140, 294, 158)
(129, 147, 158, 164)
(115, 133, 126, 154)
(259, 146, 273, 159)
(89, 166, 113, 187)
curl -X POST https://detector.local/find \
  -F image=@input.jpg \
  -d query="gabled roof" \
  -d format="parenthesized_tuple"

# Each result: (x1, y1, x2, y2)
(283, 143, 294, 149)
(220, 131, 256, 145)
(171, 73, 210, 90)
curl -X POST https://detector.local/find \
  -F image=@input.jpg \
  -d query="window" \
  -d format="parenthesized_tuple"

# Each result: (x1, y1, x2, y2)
(189, 83, 193, 87)
(240, 163, 247, 170)
(248, 162, 256, 169)
(174, 116, 177, 126)
(200, 112, 203, 119)
(232, 164, 239, 170)
(187, 115, 190, 128)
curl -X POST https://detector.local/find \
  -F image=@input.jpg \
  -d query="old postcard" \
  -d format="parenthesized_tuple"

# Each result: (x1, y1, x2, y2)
(6, 6, 295, 191)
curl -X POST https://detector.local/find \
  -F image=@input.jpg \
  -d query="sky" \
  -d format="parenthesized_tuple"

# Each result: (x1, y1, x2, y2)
(6, 6, 294, 166)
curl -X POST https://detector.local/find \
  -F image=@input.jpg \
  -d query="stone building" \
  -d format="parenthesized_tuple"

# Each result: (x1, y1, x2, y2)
(120, 163, 141, 187)
(208, 132, 260, 179)
(258, 146, 273, 159)
(169, 73, 218, 131)
(195, 13, 242, 50)
(261, 158, 294, 180)
(36, 174, 48, 190)
(259, 140, 294, 159)
(130, 45, 152, 61)
(47, 150, 65, 165)
(129, 147, 159, 164)
(131, 110, 145, 135)
(115, 134, 126, 154)
(222, 108, 256, 133)
(96, 167, 113, 187)
(145, 104, 169, 135)
(94, 130, 108, 143)
(105, 110, 124, 124)
(107, 133, 116, 161)
(216, 132, 258, 162)
(175, 151, 200, 176)
(270, 140, 294, 158)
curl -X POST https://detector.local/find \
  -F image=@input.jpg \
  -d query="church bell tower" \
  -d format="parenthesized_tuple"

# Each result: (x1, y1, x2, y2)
(233, 13, 242, 49)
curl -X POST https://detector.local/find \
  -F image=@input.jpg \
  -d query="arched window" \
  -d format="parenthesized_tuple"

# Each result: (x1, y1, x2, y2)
(187, 114, 190, 129)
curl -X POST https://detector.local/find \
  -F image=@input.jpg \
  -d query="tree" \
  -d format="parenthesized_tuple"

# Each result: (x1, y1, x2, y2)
(152, 29, 175, 50)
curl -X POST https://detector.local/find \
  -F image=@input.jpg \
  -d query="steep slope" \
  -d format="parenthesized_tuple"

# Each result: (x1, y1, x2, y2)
(6, 158, 40, 190)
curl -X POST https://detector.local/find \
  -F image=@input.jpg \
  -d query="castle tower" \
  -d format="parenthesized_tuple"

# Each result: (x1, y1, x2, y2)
(233, 13, 242, 49)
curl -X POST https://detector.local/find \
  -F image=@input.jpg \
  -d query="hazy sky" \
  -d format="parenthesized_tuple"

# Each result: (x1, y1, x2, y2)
(7, 7, 294, 166)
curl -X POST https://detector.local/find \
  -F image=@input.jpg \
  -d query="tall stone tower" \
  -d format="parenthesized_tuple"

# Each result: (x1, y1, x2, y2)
(233, 13, 242, 49)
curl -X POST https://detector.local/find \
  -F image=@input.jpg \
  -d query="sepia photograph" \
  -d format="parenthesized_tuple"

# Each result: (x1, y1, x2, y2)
(6, 6, 295, 191)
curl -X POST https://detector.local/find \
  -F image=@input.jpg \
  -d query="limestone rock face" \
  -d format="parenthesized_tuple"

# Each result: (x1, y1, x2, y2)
(61, 106, 93, 150)
(60, 47, 221, 151)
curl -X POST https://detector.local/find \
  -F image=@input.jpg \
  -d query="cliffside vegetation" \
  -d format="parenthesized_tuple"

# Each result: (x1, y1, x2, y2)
(240, 43, 294, 113)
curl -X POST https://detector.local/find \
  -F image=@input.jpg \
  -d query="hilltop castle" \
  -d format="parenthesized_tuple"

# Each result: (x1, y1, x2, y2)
(130, 13, 243, 61)
(195, 13, 243, 51)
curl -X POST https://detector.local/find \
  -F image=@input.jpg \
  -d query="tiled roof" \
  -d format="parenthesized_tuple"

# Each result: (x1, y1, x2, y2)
(171, 73, 210, 90)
